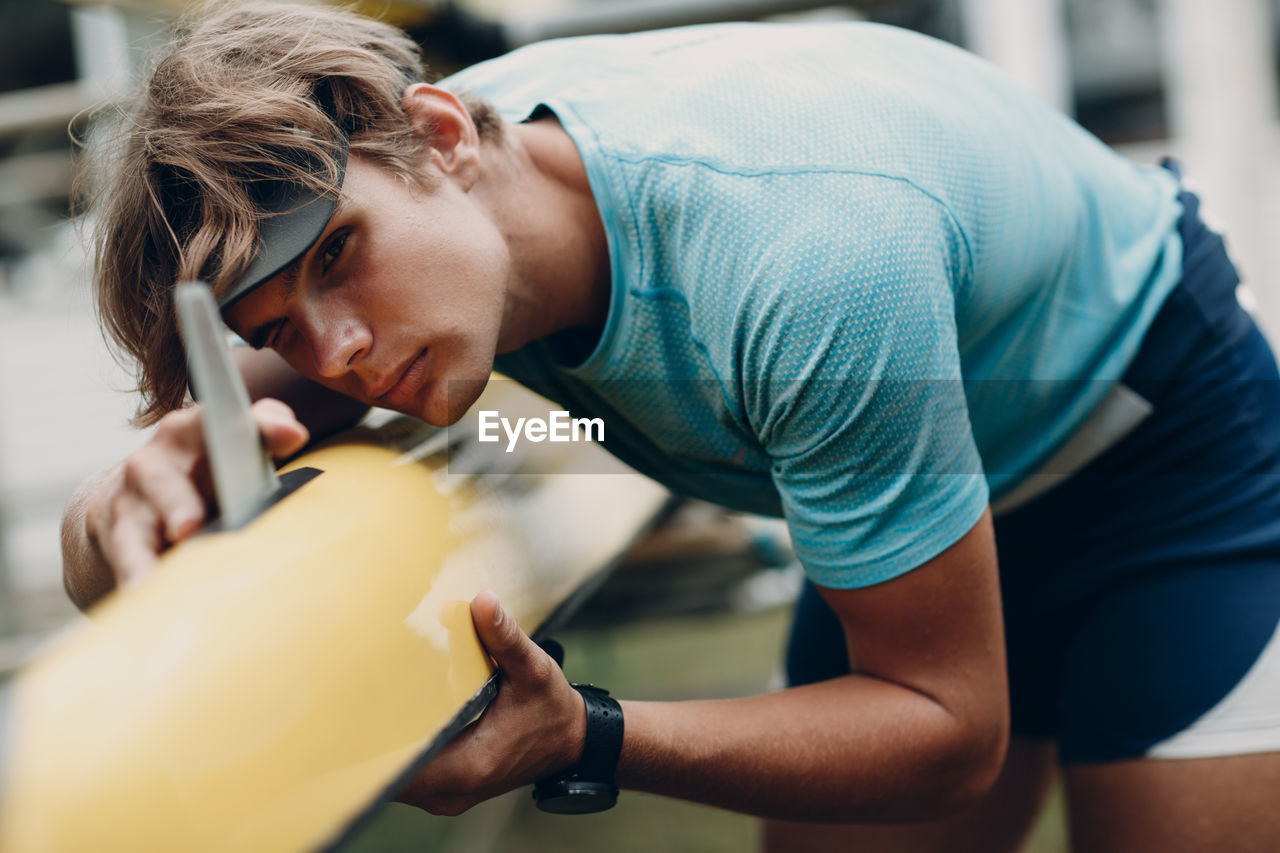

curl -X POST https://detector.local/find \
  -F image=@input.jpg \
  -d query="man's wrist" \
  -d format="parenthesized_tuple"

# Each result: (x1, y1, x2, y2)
(534, 683, 624, 814)
(561, 684, 588, 770)
(568, 683, 623, 781)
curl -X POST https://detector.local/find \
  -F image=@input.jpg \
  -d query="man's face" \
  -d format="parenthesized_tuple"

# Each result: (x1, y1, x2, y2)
(224, 154, 510, 426)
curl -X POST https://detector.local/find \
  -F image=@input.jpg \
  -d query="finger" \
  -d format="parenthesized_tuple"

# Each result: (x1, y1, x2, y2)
(150, 406, 208, 455)
(251, 398, 310, 459)
(158, 399, 307, 460)
(470, 591, 554, 688)
(121, 448, 209, 544)
(114, 540, 159, 589)
(100, 491, 162, 586)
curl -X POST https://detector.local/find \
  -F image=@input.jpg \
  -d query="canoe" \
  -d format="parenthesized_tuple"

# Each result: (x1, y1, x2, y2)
(0, 382, 669, 852)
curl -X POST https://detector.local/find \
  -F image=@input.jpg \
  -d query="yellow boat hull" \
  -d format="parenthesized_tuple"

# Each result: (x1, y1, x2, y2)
(0, 390, 668, 852)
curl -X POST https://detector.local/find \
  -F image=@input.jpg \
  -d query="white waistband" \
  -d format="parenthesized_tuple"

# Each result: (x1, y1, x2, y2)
(992, 383, 1154, 517)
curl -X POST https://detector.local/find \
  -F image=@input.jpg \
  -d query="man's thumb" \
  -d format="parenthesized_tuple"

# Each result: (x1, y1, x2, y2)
(470, 590, 543, 679)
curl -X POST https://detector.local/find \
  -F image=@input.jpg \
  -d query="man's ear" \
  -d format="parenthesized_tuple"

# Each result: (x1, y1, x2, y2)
(401, 83, 481, 188)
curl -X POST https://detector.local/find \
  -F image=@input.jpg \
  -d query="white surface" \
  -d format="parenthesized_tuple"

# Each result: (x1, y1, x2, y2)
(0, 231, 144, 632)
(960, 0, 1073, 112)
(1158, 0, 1280, 331)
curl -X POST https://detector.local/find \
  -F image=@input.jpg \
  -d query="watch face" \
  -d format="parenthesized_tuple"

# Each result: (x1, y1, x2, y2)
(533, 780, 619, 814)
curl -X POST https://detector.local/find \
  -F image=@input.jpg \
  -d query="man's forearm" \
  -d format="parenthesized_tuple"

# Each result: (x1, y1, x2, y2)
(234, 347, 369, 439)
(617, 673, 1008, 823)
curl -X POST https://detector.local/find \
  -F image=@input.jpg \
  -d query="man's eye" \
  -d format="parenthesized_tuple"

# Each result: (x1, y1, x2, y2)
(321, 232, 347, 270)
(250, 320, 284, 351)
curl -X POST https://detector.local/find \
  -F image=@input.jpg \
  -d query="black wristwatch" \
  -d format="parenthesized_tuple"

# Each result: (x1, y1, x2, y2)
(532, 683, 624, 814)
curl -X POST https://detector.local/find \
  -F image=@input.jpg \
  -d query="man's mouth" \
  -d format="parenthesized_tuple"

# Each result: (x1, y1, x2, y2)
(375, 348, 429, 408)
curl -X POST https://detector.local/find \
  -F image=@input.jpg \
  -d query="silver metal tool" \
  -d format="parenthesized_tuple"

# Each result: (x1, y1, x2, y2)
(174, 280, 279, 528)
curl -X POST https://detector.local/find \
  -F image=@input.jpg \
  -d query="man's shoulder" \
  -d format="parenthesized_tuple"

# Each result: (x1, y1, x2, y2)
(440, 21, 971, 134)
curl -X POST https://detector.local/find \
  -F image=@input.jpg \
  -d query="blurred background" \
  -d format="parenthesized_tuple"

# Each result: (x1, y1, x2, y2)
(2, 0, 1279, 850)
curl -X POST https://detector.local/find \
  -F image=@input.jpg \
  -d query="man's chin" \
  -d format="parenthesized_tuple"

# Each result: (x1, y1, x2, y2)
(414, 377, 489, 427)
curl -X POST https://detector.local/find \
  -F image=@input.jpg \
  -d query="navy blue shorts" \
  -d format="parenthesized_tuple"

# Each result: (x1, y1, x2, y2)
(786, 168, 1280, 764)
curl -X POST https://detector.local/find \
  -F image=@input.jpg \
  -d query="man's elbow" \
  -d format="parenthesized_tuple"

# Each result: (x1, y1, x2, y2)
(927, 704, 1011, 818)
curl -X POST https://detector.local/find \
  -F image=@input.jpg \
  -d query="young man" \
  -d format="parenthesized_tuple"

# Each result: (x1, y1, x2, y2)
(62, 4, 1280, 850)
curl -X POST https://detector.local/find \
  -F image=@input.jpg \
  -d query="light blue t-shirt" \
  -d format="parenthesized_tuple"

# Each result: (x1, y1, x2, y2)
(443, 23, 1184, 589)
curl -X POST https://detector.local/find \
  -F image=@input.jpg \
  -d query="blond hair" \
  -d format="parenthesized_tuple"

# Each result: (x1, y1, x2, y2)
(83, 2, 501, 425)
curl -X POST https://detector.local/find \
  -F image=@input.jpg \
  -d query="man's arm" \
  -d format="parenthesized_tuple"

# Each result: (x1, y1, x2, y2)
(400, 509, 1009, 822)
(617, 508, 1007, 820)
(232, 347, 370, 439)
(61, 348, 367, 611)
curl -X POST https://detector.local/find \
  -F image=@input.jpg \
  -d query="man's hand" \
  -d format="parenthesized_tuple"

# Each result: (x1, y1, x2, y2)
(62, 398, 309, 609)
(396, 590, 588, 816)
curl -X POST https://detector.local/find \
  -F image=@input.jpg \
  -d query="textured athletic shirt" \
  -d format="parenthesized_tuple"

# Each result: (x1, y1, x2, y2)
(443, 23, 1184, 589)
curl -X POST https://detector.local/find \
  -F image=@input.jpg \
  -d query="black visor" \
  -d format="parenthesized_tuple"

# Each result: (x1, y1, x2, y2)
(215, 130, 350, 309)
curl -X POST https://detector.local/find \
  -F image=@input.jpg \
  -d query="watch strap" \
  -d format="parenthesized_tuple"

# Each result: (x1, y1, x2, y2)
(570, 683, 623, 784)
(531, 682, 624, 814)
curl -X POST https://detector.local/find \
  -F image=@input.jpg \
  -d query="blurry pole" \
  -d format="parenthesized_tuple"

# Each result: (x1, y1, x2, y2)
(0, 399, 13, 636)
(0, 323, 9, 638)
(958, 0, 1073, 114)
(70, 5, 132, 98)
(1158, 0, 1279, 335)
(0, 510, 15, 638)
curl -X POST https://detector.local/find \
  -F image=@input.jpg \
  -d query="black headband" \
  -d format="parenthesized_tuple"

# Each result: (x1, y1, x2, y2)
(215, 79, 356, 309)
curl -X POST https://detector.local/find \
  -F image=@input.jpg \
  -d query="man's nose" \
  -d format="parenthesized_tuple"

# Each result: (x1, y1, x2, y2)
(303, 308, 369, 379)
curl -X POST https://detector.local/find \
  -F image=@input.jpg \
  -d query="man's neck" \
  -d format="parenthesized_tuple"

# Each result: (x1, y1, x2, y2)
(480, 116, 611, 356)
